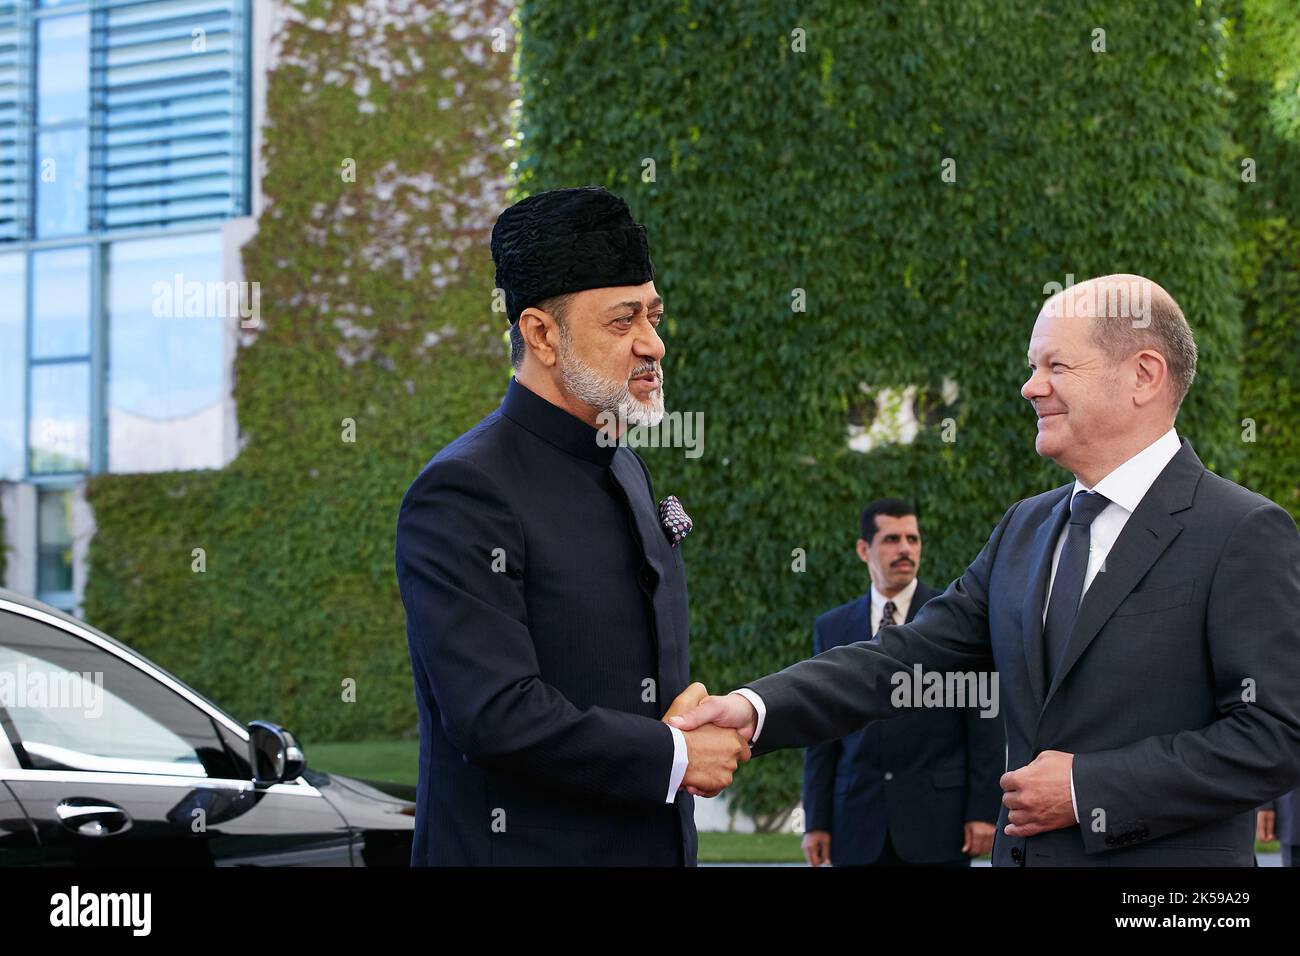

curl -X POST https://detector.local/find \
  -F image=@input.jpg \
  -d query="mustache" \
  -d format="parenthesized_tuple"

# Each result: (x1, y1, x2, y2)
(629, 364, 662, 381)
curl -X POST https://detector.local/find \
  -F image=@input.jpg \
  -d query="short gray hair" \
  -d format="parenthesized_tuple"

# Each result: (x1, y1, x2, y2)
(1087, 285, 1198, 413)
(509, 293, 574, 369)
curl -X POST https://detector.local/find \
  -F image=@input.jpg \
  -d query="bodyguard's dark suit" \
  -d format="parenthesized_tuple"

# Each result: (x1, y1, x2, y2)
(749, 439, 1300, 865)
(1261, 787, 1300, 865)
(803, 580, 1004, 865)
(396, 377, 695, 865)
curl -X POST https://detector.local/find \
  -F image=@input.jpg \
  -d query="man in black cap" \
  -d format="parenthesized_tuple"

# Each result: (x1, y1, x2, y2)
(396, 186, 747, 866)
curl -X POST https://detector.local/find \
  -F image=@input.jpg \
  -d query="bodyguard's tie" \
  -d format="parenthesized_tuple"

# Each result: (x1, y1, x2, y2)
(875, 600, 897, 638)
(1043, 490, 1110, 682)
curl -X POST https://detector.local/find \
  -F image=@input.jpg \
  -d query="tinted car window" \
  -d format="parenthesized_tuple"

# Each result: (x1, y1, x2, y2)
(0, 610, 235, 777)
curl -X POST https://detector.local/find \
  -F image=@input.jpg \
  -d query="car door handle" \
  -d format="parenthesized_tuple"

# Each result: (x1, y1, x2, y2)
(56, 799, 133, 837)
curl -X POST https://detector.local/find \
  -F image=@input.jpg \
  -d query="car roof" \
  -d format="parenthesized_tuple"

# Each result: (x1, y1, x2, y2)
(0, 587, 248, 736)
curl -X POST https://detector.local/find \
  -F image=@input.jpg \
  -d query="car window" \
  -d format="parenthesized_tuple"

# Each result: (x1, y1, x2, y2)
(0, 719, 17, 770)
(0, 610, 230, 777)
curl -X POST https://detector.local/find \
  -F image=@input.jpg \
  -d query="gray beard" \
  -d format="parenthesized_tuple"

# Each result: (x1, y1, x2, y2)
(557, 333, 665, 428)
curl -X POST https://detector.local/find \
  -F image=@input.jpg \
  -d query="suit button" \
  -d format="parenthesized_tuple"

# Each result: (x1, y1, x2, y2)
(883, 772, 893, 781)
(1010, 847, 1023, 864)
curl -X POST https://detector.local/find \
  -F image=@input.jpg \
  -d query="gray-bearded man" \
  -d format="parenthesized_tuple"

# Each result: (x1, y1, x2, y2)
(397, 186, 746, 865)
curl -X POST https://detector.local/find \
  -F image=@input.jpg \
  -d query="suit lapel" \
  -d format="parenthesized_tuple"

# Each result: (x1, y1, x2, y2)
(846, 594, 872, 644)
(609, 449, 667, 580)
(1022, 488, 1071, 711)
(1041, 439, 1203, 710)
(607, 448, 680, 688)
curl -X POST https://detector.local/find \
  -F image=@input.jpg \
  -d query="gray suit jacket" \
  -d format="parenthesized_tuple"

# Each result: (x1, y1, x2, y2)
(748, 438, 1300, 865)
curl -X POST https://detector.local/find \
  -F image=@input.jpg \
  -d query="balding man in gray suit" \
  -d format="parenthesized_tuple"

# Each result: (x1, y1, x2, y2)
(673, 274, 1300, 866)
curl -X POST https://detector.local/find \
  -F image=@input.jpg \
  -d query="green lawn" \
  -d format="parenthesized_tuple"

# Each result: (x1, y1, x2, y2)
(304, 738, 419, 786)
(303, 740, 1283, 862)
(699, 832, 806, 863)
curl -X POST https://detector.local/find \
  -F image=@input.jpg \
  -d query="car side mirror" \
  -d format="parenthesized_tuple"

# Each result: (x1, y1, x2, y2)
(248, 720, 306, 785)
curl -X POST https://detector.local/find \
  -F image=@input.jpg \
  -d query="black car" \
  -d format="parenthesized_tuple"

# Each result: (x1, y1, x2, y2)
(0, 588, 414, 866)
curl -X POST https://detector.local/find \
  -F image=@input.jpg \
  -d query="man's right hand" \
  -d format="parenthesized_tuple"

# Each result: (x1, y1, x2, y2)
(802, 829, 831, 866)
(681, 724, 750, 798)
(668, 692, 758, 741)
(1257, 808, 1276, 842)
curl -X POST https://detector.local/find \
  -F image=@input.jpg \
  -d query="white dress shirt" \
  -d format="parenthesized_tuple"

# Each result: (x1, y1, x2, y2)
(665, 726, 688, 802)
(871, 577, 919, 636)
(734, 427, 1184, 825)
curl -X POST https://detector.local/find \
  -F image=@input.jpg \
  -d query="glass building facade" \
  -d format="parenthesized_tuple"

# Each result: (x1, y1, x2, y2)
(0, 0, 251, 609)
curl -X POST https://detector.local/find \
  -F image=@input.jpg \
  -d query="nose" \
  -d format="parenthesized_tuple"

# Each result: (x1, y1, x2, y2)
(636, 319, 666, 365)
(1021, 367, 1049, 403)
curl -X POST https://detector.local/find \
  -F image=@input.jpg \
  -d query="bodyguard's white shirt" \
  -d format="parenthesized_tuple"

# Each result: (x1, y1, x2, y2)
(872, 577, 919, 636)
(734, 427, 1184, 822)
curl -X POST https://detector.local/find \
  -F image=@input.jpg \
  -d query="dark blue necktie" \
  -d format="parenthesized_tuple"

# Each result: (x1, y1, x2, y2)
(1043, 490, 1111, 681)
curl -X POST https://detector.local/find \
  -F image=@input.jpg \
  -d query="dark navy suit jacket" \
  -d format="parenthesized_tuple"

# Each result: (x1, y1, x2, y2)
(750, 439, 1300, 866)
(802, 580, 1005, 864)
(396, 377, 695, 865)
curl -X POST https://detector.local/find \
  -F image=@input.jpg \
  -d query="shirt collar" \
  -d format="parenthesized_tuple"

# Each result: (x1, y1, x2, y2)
(500, 376, 618, 468)
(871, 576, 918, 614)
(1074, 426, 1181, 513)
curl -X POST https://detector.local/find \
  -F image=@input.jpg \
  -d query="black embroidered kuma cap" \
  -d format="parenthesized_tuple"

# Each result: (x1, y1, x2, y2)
(490, 186, 656, 326)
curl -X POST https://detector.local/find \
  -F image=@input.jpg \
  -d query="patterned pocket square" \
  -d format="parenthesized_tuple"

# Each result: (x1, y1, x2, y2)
(658, 495, 693, 547)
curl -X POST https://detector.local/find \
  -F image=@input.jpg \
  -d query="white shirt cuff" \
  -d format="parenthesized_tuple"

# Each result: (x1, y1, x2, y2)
(665, 724, 688, 802)
(1070, 766, 1079, 823)
(731, 688, 766, 744)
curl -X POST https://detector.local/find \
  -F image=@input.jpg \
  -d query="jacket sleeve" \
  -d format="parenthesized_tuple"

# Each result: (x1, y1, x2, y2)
(1072, 502, 1300, 853)
(396, 454, 675, 807)
(801, 617, 842, 832)
(745, 503, 1016, 757)
(962, 699, 1006, 823)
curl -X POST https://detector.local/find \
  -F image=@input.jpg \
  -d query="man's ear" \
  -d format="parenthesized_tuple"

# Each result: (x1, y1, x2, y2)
(1131, 348, 1168, 409)
(518, 308, 559, 367)
(856, 538, 871, 564)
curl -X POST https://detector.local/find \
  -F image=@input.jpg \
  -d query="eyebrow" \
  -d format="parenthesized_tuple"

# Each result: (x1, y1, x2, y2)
(606, 296, 664, 315)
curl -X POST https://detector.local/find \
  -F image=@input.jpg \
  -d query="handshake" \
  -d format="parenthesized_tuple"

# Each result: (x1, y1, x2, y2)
(661, 684, 761, 797)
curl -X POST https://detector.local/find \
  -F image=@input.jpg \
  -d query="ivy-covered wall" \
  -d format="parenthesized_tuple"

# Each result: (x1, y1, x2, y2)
(1233, 0, 1300, 517)
(84, 0, 519, 741)
(515, 0, 1243, 817)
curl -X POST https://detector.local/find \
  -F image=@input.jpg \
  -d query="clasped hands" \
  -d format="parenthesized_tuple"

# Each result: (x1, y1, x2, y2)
(662, 685, 754, 797)
(667, 691, 1077, 841)
(663, 689, 758, 798)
